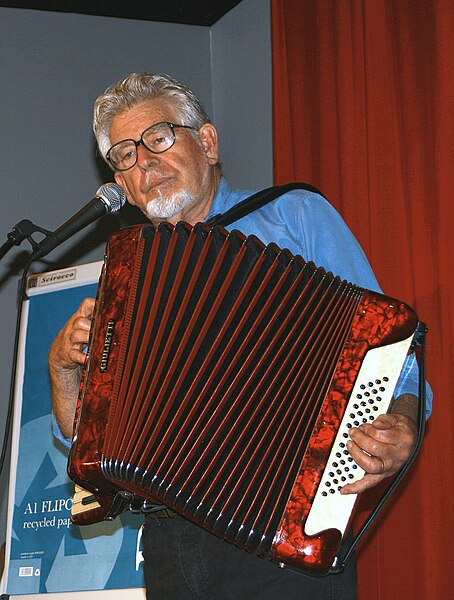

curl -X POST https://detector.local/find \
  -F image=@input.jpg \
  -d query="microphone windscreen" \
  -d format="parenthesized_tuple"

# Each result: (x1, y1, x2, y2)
(96, 183, 126, 213)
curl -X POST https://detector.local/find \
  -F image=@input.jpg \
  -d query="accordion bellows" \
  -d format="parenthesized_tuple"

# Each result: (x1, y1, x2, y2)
(68, 222, 419, 574)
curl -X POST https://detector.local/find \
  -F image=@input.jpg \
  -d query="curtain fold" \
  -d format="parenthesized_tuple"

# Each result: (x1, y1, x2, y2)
(271, 1, 453, 597)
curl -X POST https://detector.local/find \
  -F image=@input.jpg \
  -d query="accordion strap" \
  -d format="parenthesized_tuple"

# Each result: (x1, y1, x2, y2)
(205, 182, 325, 228)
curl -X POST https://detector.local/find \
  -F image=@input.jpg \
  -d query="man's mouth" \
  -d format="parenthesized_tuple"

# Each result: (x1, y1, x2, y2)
(142, 174, 173, 194)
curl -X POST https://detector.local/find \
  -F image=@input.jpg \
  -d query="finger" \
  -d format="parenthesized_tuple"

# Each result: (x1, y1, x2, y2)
(346, 439, 388, 473)
(348, 427, 388, 459)
(68, 330, 90, 348)
(349, 416, 397, 444)
(365, 413, 397, 430)
(75, 297, 96, 321)
(351, 419, 417, 457)
(340, 473, 384, 495)
(71, 316, 94, 336)
(68, 348, 89, 365)
(349, 420, 406, 454)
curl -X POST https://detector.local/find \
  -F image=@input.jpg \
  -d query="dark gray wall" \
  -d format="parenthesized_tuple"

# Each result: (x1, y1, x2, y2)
(211, 0, 272, 188)
(0, 0, 271, 558)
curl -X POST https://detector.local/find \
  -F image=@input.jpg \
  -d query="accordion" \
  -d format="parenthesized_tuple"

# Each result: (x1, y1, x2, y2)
(68, 221, 422, 574)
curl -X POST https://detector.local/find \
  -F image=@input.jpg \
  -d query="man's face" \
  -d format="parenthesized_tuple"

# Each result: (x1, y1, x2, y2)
(110, 99, 219, 225)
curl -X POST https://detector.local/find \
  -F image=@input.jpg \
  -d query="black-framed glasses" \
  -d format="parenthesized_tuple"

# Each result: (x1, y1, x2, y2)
(106, 121, 197, 171)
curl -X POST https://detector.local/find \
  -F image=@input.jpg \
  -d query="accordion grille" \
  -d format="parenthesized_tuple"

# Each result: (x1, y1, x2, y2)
(100, 222, 363, 555)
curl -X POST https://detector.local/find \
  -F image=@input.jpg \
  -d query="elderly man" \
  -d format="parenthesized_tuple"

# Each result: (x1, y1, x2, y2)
(49, 72, 429, 600)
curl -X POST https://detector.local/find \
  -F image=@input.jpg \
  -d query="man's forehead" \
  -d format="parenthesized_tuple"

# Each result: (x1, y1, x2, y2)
(110, 98, 176, 139)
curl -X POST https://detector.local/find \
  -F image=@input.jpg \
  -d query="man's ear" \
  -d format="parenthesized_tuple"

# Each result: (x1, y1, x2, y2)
(114, 172, 136, 206)
(198, 123, 219, 165)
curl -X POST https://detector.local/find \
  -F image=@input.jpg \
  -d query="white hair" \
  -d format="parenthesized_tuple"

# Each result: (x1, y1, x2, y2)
(93, 72, 213, 166)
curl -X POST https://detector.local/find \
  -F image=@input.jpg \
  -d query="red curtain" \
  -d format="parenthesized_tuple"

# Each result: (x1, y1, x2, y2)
(272, 1, 453, 598)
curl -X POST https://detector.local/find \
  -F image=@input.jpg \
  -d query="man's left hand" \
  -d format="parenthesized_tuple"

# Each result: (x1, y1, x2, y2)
(340, 412, 418, 495)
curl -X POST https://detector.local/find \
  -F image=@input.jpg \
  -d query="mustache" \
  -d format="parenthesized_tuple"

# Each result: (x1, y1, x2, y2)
(143, 171, 172, 190)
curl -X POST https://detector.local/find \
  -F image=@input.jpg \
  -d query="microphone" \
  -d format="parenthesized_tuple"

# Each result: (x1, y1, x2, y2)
(32, 183, 126, 260)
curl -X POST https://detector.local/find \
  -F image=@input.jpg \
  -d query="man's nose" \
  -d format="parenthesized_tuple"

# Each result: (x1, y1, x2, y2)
(137, 142, 160, 168)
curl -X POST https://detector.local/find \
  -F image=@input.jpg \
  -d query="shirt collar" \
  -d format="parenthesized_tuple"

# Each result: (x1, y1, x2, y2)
(205, 177, 235, 222)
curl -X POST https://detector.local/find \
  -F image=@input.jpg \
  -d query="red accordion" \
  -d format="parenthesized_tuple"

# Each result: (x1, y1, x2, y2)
(68, 221, 421, 574)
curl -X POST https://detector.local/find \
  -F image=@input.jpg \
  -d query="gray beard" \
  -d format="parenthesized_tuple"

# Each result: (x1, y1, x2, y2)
(144, 189, 195, 220)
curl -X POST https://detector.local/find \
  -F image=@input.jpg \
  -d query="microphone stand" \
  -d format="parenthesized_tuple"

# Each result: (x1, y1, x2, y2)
(0, 255, 33, 481)
(0, 219, 53, 262)
(0, 223, 60, 481)
(1, 186, 124, 479)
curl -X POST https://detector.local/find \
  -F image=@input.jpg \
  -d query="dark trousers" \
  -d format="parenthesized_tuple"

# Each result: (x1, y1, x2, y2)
(142, 515, 357, 600)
